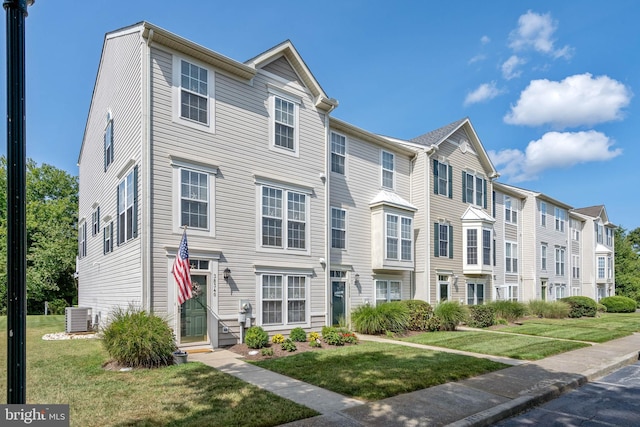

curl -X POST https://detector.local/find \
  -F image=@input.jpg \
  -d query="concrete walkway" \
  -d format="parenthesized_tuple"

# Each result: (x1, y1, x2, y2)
(189, 332, 640, 427)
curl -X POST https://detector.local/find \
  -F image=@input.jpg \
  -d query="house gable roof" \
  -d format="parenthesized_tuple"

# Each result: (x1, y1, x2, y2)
(409, 118, 498, 179)
(369, 190, 417, 212)
(461, 205, 495, 223)
(245, 40, 338, 112)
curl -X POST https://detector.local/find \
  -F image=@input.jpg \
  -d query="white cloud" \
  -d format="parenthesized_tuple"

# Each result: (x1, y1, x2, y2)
(468, 54, 486, 64)
(481, 35, 490, 44)
(501, 55, 527, 80)
(464, 82, 504, 106)
(504, 73, 632, 128)
(509, 10, 573, 59)
(489, 131, 622, 182)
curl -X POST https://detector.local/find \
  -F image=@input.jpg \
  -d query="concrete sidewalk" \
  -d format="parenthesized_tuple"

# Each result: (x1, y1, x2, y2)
(189, 332, 640, 427)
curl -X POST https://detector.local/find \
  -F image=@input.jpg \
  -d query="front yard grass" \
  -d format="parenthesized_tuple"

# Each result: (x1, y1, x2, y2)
(251, 341, 508, 401)
(0, 316, 318, 427)
(398, 331, 590, 360)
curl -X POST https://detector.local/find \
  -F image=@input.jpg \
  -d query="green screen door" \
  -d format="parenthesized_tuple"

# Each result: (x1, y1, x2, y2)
(180, 274, 207, 344)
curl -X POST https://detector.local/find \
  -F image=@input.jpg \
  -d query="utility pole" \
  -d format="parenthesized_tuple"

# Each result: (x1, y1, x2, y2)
(4, 0, 33, 404)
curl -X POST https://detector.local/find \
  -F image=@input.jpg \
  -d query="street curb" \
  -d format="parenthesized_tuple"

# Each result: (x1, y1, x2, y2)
(446, 350, 640, 427)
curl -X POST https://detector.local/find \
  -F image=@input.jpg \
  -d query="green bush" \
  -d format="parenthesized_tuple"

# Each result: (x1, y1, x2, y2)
(600, 296, 637, 313)
(560, 296, 597, 318)
(400, 300, 434, 331)
(260, 347, 274, 357)
(490, 300, 527, 322)
(244, 326, 269, 349)
(309, 338, 322, 348)
(467, 305, 496, 328)
(597, 303, 607, 313)
(433, 301, 468, 331)
(527, 300, 570, 319)
(281, 338, 297, 352)
(102, 306, 176, 368)
(47, 299, 69, 315)
(289, 327, 307, 342)
(351, 301, 409, 334)
(323, 330, 345, 346)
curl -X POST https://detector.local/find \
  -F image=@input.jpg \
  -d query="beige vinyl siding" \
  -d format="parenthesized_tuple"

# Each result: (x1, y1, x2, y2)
(148, 46, 327, 335)
(262, 56, 304, 86)
(77, 30, 143, 323)
(411, 151, 428, 301)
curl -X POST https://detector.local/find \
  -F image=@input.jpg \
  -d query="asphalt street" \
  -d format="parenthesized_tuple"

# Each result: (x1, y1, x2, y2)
(495, 361, 640, 426)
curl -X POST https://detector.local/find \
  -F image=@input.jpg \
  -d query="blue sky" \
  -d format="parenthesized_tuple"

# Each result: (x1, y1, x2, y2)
(1, 0, 638, 230)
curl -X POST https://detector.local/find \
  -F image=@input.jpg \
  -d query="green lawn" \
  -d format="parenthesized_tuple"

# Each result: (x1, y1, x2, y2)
(252, 341, 508, 401)
(0, 316, 317, 427)
(398, 330, 590, 360)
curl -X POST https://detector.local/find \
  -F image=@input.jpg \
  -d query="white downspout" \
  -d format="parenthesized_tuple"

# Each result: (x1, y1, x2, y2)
(142, 28, 154, 311)
(324, 112, 331, 327)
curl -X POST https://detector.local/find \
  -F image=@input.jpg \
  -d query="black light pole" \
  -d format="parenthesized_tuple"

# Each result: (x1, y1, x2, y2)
(4, 0, 32, 404)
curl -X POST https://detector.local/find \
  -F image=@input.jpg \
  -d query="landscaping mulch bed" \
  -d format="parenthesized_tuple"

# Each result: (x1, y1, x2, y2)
(225, 341, 355, 361)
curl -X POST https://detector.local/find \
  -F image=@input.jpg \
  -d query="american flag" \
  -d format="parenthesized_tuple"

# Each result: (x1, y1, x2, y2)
(173, 231, 193, 305)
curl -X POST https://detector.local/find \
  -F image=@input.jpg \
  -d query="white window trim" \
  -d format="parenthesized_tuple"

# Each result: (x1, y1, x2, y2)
(331, 207, 347, 251)
(256, 182, 311, 255)
(268, 87, 300, 157)
(555, 247, 566, 277)
(597, 256, 606, 279)
(171, 157, 218, 237)
(496, 284, 519, 302)
(374, 279, 402, 306)
(381, 150, 395, 189)
(463, 171, 486, 207)
(78, 219, 87, 259)
(505, 241, 518, 274)
(437, 275, 451, 302)
(540, 202, 547, 227)
(541, 243, 548, 271)
(554, 207, 566, 233)
(467, 282, 485, 305)
(257, 272, 311, 330)
(330, 131, 348, 176)
(385, 213, 412, 261)
(172, 55, 215, 133)
(465, 228, 478, 266)
(504, 196, 518, 224)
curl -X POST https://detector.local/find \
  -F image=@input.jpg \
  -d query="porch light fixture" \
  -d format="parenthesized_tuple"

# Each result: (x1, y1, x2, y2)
(223, 268, 231, 281)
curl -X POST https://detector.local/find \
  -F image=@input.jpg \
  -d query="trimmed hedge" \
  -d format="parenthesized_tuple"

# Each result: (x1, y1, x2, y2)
(400, 300, 435, 331)
(467, 305, 496, 328)
(245, 326, 269, 349)
(560, 296, 597, 318)
(599, 296, 637, 313)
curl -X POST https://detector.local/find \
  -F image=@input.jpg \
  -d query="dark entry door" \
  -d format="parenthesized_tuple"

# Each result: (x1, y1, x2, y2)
(331, 280, 345, 326)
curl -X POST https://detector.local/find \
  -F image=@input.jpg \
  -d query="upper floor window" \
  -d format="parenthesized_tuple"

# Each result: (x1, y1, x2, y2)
(505, 196, 517, 224)
(597, 256, 605, 279)
(433, 159, 452, 198)
(607, 256, 612, 279)
(555, 247, 566, 276)
(467, 229, 478, 265)
(261, 185, 307, 251)
(103, 222, 113, 255)
(462, 171, 486, 208)
(173, 57, 214, 131)
(180, 169, 209, 230)
(92, 207, 100, 236)
(540, 202, 547, 227)
(386, 214, 412, 261)
(381, 151, 395, 189)
(375, 280, 401, 305)
(331, 207, 346, 249)
(78, 220, 87, 259)
(606, 227, 613, 246)
(595, 222, 604, 244)
(541, 244, 548, 270)
(571, 219, 580, 241)
(572, 254, 580, 279)
(505, 242, 518, 273)
(434, 222, 453, 258)
(554, 207, 566, 232)
(274, 97, 295, 150)
(117, 166, 138, 245)
(482, 229, 491, 266)
(104, 111, 114, 171)
(331, 132, 346, 175)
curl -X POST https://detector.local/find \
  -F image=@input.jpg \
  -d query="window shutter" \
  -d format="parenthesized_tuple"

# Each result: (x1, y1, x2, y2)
(110, 222, 114, 250)
(433, 159, 439, 194)
(434, 223, 440, 257)
(449, 225, 454, 258)
(103, 225, 107, 255)
(133, 165, 139, 238)
(462, 171, 467, 203)
(483, 179, 487, 209)
(448, 165, 453, 199)
(116, 186, 120, 246)
(96, 206, 100, 235)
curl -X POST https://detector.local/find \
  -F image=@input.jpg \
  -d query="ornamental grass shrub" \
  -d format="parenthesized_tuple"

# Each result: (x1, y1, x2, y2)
(560, 296, 597, 318)
(490, 300, 527, 322)
(433, 301, 468, 331)
(400, 300, 435, 331)
(351, 301, 409, 335)
(599, 296, 637, 313)
(467, 305, 496, 328)
(102, 306, 176, 368)
(527, 300, 570, 319)
(244, 326, 269, 349)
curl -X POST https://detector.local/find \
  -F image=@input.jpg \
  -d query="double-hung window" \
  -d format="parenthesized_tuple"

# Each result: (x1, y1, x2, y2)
(180, 169, 209, 230)
(606, 228, 613, 246)
(597, 256, 605, 279)
(555, 247, 566, 276)
(274, 97, 295, 150)
(261, 185, 308, 251)
(607, 256, 612, 279)
(386, 214, 412, 261)
(505, 196, 517, 224)
(92, 207, 100, 236)
(331, 208, 346, 249)
(571, 219, 580, 241)
(505, 242, 518, 273)
(572, 255, 580, 279)
(375, 280, 401, 305)
(467, 229, 478, 265)
(482, 229, 491, 266)
(555, 207, 566, 232)
(331, 132, 346, 174)
(434, 222, 453, 258)
(78, 221, 87, 258)
(261, 274, 308, 326)
(467, 283, 485, 305)
(117, 166, 138, 245)
(433, 159, 452, 197)
(180, 60, 209, 125)
(541, 244, 548, 270)
(104, 111, 113, 171)
(540, 202, 547, 227)
(103, 222, 113, 254)
(381, 151, 395, 189)
(462, 171, 486, 208)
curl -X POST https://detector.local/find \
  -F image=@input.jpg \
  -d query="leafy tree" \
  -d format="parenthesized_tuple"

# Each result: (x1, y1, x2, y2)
(0, 157, 78, 314)
(614, 226, 640, 304)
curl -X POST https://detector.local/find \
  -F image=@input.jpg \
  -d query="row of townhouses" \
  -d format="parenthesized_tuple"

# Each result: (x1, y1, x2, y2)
(77, 22, 616, 348)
